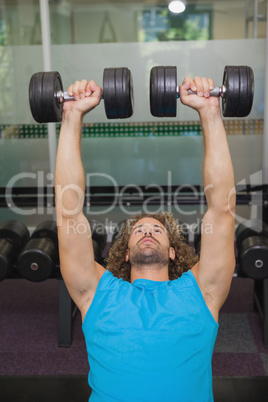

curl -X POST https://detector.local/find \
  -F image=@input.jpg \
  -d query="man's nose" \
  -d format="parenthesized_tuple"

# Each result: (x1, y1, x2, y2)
(144, 228, 152, 236)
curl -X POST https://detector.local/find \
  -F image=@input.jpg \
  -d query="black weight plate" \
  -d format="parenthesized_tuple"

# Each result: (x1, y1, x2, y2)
(150, 66, 165, 117)
(0, 220, 30, 251)
(0, 239, 14, 280)
(164, 66, 177, 117)
(118, 67, 134, 118)
(111, 68, 127, 119)
(103, 68, 117, 118)
(29, 71, 63, 123)
(32, 220, 58, 246)
(29, 72, 45, 123)
(236, 66, 254, 117)
(92, 239, 102, 263)
(103, 68, 133, 119)
(112, 220, 127, 243)
(42, 71, 63, 123)
(193, 223, 202, 257)
(90, 220, 107, 251)
(222, 66, 240, 117)
(17, 238, 57, 282)
(239, 236, 268, 280)
(235, 219, 268, 250)
(150, 66, 177, 117)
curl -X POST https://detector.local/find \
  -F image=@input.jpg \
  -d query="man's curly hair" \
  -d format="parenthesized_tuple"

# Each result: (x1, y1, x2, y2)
(106, 212, 198, 282)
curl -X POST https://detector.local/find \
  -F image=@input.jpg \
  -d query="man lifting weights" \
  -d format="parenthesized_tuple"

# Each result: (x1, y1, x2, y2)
(55, 74, 236, 401)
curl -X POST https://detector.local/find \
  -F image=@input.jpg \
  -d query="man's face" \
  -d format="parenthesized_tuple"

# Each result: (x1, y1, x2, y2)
(125, 217, 175, 266)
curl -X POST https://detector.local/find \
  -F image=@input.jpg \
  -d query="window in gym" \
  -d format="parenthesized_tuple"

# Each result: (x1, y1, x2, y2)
(0, 1, 266, 45)
(137, 5, 212, 42)
(0, 10, 6, 46)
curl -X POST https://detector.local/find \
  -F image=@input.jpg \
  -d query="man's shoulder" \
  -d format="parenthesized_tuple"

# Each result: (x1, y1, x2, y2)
(97, 269, 131, 291)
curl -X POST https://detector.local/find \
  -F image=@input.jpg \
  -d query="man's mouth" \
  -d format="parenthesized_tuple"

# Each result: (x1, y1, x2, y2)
(139, 237, 157, 245)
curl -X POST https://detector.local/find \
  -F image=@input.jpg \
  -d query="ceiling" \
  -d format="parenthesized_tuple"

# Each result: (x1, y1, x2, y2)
(3, 0, 267, 14)
(4, 0, 263, 4)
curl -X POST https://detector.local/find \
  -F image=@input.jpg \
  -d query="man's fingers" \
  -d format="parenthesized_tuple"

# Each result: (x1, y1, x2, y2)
(67, 84, 74, 97)
(193, 76, 204, 96)
(71, 81, 81, 100)
(201, 77, 210, 98)
(208, 78, 214, 91)
(67, 80, 102, 103)
(192, 76, 215, 98)
(88, 80, 102, 99)
(77, 79, 89, 99)
(180, 77, 194, 95)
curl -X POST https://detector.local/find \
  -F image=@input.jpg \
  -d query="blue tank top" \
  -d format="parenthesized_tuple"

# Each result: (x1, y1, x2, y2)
(82, 269, 219, 402)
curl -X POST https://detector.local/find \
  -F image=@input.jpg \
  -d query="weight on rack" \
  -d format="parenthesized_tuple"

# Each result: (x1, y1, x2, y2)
(236, 219, 268, 280)
(0, 220, 30, 281)
(111, 220, 127, 244)
(29, 67, 134, 123)
(150, 65, 254, 118)
(17, 220, 59, 282)
(90, 220, 107, 265)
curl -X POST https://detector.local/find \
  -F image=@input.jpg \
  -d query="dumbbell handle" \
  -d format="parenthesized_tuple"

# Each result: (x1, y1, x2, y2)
(56, 90, 104, 103)
(176, 85, 226, 98)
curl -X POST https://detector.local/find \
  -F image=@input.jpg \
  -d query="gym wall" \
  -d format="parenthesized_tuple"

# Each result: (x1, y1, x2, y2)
(0, 0, 266, 229)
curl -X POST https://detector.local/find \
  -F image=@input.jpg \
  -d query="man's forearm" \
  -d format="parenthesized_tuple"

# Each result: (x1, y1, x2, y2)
(55, 80, 101, 219)
(55, 112, 85, 218)
(199, 108, 236, 213)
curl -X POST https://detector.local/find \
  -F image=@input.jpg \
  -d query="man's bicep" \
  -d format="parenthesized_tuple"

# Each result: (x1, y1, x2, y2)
(57, 213, 105, 309)
(194, 209, 236, 307)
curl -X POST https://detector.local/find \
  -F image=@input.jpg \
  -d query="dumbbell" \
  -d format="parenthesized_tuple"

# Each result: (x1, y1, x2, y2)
(90, 220, 108, 264)
(150, 65, 254, 118)
(193, 223, 202, 258)
(236, 219, 268, 280)
(111, 220, 127, 244)
(17, 220, 58, 282)
(29, 67, 134, 123)
(0, 220, 30, 281)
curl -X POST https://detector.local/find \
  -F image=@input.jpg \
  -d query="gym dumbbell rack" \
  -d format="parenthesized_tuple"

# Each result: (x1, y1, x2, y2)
(1, 185, 268, 347)
(0, 189, 108, 347)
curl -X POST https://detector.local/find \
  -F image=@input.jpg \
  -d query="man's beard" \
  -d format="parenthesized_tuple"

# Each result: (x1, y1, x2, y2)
(129, 245, 170, 269)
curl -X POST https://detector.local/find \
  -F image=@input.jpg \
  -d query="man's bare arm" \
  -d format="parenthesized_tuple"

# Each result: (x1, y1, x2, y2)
(55, 80, 105, 320)
(180, 77, 236, 321)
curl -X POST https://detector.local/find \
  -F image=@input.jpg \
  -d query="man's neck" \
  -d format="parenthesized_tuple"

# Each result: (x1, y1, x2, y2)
(130, 265, 169, 283)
